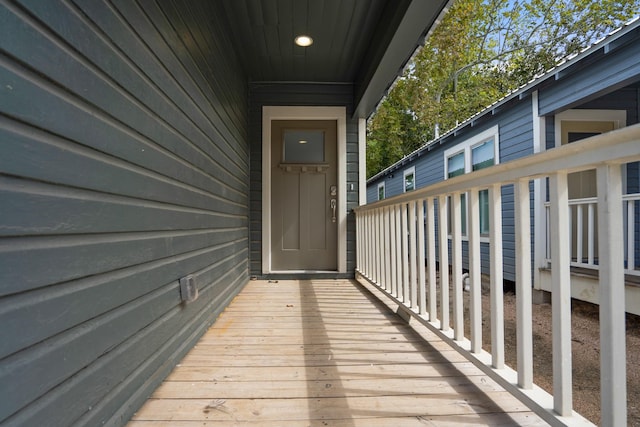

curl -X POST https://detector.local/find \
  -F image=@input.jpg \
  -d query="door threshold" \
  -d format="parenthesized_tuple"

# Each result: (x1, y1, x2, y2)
(258, 271, 354, 281)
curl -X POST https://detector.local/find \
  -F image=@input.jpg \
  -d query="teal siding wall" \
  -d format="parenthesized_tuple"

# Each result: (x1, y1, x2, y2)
(249, 83, 360, 277)
(0, 1, 249, 426)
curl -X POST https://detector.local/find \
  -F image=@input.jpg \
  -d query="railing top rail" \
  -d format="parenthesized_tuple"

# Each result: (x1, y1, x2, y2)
(356, 123, 640, 212)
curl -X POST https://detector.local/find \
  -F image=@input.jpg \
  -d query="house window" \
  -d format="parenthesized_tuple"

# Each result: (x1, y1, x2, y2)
(404, 167, 416, 192)
(378, 182, 385, 200)
(444, 125, 500, 237)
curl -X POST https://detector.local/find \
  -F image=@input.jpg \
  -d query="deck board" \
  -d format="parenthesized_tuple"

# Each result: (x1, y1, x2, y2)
(128, 279, 548, 426)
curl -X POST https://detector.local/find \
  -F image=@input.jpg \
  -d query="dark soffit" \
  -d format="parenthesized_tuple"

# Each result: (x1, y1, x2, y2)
(219, 0, 450, 118)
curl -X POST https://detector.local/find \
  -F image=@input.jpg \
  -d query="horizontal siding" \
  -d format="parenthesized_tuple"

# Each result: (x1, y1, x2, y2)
(365, 98, 534, 282)
(0, 1, 249, 426)
(248, 83, 360, 276)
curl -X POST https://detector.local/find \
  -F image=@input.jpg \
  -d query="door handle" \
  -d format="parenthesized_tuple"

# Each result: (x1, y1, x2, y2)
(330, 199, 337, 223)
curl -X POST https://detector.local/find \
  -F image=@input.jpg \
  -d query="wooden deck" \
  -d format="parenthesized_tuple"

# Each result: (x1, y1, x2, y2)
(128, 279, 548, 426)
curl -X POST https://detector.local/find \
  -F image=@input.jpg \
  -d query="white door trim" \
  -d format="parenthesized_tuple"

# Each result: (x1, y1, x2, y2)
(262, 106, 347, 274)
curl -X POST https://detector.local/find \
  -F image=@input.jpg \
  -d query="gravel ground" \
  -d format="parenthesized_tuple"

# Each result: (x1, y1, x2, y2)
(460, 283, 640, 425)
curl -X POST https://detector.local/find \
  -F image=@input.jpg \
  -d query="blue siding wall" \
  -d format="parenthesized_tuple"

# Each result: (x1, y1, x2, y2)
(0, 1, 249, 426)
(249, 83, 360, 277)
(366, 98, 533, 281)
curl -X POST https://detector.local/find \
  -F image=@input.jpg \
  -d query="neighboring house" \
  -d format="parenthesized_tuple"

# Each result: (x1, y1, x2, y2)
(0, 1, 450, 425)
(366, 17, 640, 314)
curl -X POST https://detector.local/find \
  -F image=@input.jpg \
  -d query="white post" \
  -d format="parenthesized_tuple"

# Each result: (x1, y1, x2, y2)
(489, 183, 504, 369)
(358, 118, 367, 206)
(395, 204, 403, 300)
(628, 200, 636, 273)
(375, 208, 382, 285)
(418, 199, 427, 315)
(384, 206, 391, 292)
(390, 205, 398, 297)
(515, 179, 533, 389)
(438, 195, 450, 331)
(401, 203, 410, 302)
(549, 171, 572, 416)
(427, 198, 437, 321)
(468, 188, 482, 353)
(409, 201, 418, 308)
(451, 192, 464, 340)
(597, 163, 627, 427)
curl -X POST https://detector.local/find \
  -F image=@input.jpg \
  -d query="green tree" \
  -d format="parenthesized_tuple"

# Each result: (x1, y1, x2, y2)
(366, 0, 640, 177)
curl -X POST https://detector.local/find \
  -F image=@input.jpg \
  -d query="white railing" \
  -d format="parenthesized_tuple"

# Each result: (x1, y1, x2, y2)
(355, 124, 640, 427)
(544, 194, 640, 275)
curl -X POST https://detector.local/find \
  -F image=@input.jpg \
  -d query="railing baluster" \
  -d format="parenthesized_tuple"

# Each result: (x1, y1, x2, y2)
(374, 208, 380, 285)
(515, 179, 533, 389)
(401, 203, 410, 303)
(489, 183, 504, 369)
(384, 206, 391, 292)
(576, 203, 583, 264)
(396, 204, 403, 296)
(549, 171, 572, 416)
(468, 188, 482, 353)
(628, 200, 636, 272)
(597, 164, 627, 427)
(409, 201, 418, 309)
(426, 197, 437, 321)
(366, 211, 374, 279)
(438, 195, 450, 331)
(418, 199, 427, 315)
(451, 192, 464, 340)
(390, 205, 398, 297)
(588, 203, 595, 265)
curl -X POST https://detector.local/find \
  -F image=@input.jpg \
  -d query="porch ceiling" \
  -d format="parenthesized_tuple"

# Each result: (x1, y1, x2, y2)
(218, 0, 450, 118)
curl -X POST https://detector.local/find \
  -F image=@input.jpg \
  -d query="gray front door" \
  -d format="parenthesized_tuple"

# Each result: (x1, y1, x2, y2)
(271, 120, 338, 270)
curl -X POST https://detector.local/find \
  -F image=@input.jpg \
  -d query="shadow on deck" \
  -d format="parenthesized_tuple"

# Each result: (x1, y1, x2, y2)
(127, 279, 548, 426)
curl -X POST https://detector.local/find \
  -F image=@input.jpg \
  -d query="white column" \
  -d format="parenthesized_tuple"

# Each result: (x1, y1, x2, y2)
(409, 201, 418, 309)
(395, 204, 403, 300)
(597, 163, 627, 426)
(390, 205, 398, 297)
(549, 171, 572, 416)
(451, 192, 464, 340)
(515, 179, 533, 389)
(427, 198, 437, 321)
(438, 195, 450, 331)
(383, 206, 391, 292)
(358, 118, 367, 206)
(401, 203, 410, 303)
(468, 188, 482, 353)
(489, 183, 504, 369)
(418, 199, 427, 315)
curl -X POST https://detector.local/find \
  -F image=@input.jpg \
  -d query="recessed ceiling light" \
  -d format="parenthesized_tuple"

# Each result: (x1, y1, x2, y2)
(298, 139, 308, 144)
(295, 35, 313, 47)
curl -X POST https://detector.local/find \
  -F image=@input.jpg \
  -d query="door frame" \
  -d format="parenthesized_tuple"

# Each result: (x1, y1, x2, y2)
(262, 106, 347, 274)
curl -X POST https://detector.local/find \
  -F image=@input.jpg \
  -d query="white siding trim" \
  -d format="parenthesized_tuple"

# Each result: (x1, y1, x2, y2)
(532, 91, 546, 289)
(262, 106, 348, 274)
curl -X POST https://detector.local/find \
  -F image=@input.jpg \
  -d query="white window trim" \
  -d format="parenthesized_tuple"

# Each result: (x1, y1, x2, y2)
(403, 166, 416, 192)
(443, 125, 499, 243)
(377, 182, 385, 200)
(444, 125, 500, 178)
